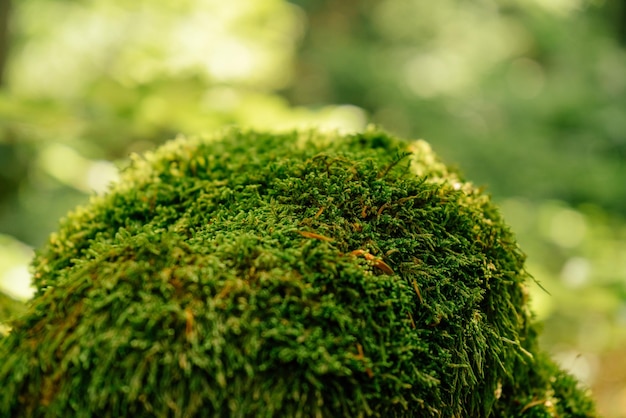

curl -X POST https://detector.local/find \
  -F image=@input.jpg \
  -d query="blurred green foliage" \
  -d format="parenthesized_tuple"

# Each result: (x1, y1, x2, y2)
(0, 0, 625, 415)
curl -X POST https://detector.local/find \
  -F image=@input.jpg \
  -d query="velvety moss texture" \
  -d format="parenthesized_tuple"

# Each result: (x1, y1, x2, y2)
(0, 128, 595, 417)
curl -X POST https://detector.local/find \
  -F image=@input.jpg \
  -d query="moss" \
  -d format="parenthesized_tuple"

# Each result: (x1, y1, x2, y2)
(0, 290, 26, 333)
(0, 128, 595, 417)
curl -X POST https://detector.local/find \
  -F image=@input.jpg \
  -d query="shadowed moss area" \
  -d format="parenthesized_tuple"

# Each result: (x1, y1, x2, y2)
(0, 291, 26, 325)
(0, 128, 595, 417)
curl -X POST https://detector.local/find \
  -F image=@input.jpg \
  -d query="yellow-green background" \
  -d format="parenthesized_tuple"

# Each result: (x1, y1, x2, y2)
(1, 0, 625, 415)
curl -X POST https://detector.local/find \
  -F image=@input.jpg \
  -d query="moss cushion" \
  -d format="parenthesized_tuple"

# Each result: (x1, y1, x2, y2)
(0, 128, 595, 417)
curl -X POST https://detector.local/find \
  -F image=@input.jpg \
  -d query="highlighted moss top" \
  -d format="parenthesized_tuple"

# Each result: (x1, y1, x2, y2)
(0, 128, 595, 417)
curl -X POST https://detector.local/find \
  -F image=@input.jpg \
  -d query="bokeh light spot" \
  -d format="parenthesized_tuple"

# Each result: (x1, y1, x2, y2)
(560, 256, 591, 288)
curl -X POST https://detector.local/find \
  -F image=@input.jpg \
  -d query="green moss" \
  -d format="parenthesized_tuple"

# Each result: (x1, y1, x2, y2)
(0, 290, 26, 331)
(0, 128, 595, 417)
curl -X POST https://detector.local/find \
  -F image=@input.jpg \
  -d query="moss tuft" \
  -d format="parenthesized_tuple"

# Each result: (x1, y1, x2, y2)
(0, 128, 595, 417)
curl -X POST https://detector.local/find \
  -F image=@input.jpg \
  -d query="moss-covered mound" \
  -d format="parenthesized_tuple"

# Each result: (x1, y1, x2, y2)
(0, 290, 26, 334)
(0, 128, 595, 417)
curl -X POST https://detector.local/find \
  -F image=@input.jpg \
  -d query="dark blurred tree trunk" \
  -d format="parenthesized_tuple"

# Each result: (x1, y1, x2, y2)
(284, 0, 380, 107)
(0, 0, 12, 86)
(619, 1, 626, 46)
(602, 0, 626, 46)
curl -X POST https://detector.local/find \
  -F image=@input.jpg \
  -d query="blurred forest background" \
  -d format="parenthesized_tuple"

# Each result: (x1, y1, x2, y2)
(0, 0, 625, 415)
